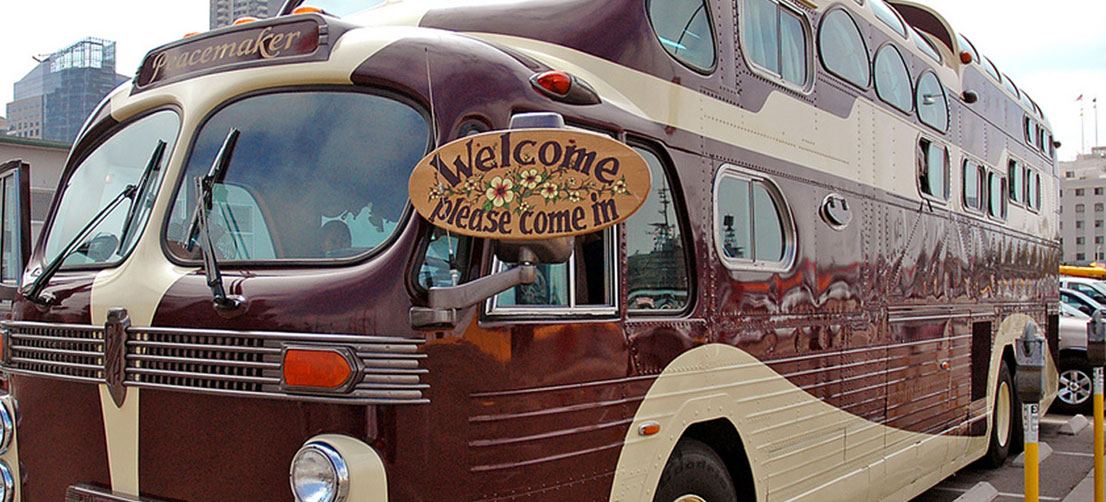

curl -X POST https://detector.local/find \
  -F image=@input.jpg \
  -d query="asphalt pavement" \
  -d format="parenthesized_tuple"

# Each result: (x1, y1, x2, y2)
(911, 412, 1096, 502)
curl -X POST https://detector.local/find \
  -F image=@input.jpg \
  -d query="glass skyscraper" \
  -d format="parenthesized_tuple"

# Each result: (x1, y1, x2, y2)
(5, 38, 130, 144)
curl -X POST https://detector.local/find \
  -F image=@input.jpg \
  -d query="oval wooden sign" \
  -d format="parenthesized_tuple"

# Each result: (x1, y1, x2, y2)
(409, 129, 652, 240)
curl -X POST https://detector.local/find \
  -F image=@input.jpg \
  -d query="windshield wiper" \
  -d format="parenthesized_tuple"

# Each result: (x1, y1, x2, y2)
(190, 128, 247, 314)
(118, 140, 167, 251)
(23, 185, 136, 305)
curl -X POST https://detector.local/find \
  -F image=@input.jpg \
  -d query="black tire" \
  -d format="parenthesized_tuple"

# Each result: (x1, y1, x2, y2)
(984, 360, 1021, 467)
(653, 439, 738, 502)
(1055, 354, 1094, 415)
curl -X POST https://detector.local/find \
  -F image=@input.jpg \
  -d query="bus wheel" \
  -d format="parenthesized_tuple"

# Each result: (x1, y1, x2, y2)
(984, 361, 1019, 467)
(653, 439, 738, 502)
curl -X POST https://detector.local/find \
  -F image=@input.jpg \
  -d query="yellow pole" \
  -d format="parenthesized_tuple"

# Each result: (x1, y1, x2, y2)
(1025, 403, 1039, 502)
(1095, 366, 1104, 502)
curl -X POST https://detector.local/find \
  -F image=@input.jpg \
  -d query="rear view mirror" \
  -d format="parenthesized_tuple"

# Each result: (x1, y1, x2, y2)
(0, 160, 31, 301)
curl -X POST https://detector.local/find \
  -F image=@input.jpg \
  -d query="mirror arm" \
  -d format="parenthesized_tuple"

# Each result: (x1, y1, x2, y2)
(428, 247, 537, 310)
(411, 248, 538, 330)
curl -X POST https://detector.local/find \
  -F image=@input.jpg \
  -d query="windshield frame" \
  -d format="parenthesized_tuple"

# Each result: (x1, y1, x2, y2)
(159, 84, 432, 269)
(34, 106, 183, 272)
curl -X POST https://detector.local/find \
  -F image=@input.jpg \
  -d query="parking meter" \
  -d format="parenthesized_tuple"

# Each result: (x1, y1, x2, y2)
(1015, 321, 1046, 404)
(1090, 310, 1106, 367)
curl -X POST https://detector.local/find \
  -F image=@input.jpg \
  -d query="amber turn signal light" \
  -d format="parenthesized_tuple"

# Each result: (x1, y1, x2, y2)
(283, 348, 354, 389)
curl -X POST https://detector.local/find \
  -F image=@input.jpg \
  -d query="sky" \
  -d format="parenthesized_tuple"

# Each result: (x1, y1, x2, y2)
(1, 0, 1104, 160)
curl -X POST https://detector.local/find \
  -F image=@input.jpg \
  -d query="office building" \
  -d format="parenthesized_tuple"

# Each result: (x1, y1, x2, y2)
(1059, 147, 1106, 264)
(210, 0, 285, 29)
(4, 38, 129, 143)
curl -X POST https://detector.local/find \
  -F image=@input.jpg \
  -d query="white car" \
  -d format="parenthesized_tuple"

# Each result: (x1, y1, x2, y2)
(1057, 301, 1093, 414)
(1060, 276, 1106, 306)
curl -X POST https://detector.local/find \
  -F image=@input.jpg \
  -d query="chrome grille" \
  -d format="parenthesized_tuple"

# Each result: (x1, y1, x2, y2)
(1, 320, 429, 405)
(5, 323, 105, 383)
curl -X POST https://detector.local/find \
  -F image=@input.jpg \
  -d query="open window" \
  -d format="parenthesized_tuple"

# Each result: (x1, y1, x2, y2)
(918, 138, 949, 202)
(487, 230, 617, 317)
(0, 160, 31, 292)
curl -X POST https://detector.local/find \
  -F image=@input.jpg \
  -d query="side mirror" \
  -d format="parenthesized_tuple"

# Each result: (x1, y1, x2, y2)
(0, 160, 31, 301)
(1081, 305, 1095, 316)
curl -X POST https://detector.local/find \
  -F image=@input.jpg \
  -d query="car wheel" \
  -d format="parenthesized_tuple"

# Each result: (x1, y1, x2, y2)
(1056, 354, 1094, 415)
(654, 439, 738, 502)
(984, 360, 1021, 467)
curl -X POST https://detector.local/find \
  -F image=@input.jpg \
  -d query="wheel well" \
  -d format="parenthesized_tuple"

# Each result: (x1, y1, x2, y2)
(1002, 344, 1016, 376)
(1059, 347, 1087, 360)
(682, 418, 756, 501)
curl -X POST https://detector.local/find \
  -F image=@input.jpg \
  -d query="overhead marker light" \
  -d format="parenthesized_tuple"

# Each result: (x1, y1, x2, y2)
(293, 5, 327, 15)
(959, 51, 973, 65)
(529, 70, 601, 105)
(183, 32, 201, 38)
(233, 16, 260, 25)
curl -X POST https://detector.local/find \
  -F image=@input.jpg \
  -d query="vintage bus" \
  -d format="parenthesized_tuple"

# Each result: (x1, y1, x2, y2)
(0, 0, 1060, 500)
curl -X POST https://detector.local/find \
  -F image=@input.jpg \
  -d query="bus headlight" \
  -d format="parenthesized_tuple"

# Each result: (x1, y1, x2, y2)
(0, 402, 12, 454)
(0, 460, 14, 502)
(290, 442, 348, 502)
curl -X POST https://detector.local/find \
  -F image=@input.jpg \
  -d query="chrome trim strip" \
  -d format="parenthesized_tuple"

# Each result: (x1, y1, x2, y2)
(1, 320, 430, 405)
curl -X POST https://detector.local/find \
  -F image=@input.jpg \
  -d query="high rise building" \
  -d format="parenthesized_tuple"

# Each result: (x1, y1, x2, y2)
(1059, 147, 1106, 264)
(210, 0, 286, 29)
(4, 38, 129, 143)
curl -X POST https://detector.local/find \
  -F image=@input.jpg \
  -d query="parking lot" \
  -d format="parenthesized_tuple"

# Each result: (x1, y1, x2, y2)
(912, 412, 1096, 502)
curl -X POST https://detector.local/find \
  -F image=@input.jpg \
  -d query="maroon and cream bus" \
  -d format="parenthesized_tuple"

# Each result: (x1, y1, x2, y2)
(0, 0, 1060, 500)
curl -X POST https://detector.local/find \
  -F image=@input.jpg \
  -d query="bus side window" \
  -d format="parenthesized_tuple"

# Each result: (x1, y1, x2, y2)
(488, 229, 617, 315)
(625, 146, 691, 312)
(918, 138, 949, 202)
(648, 0, 717, 72)
(714, 166, 794, 270)
(818, 8, 870, 89)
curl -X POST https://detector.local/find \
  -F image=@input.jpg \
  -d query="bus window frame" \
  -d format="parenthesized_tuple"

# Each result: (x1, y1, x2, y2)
(158, 84, 431, 270)
(484, 229, 620, 320)
(961, 157, 986, 215)
(739, 0, 815, 93)
(713, 165, 797, 273)
(39, 106, 183, 273)
(817, 7, 872, 91)
(646, 0, 719, 75)
(917, 136, 950, 204)
(986, 169, 1008, 221)
(624, 138, 696, 317)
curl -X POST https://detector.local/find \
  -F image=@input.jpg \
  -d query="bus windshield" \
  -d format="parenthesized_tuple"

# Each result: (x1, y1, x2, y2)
(42, 110, 180, 268)
(164, 90, 429, 263)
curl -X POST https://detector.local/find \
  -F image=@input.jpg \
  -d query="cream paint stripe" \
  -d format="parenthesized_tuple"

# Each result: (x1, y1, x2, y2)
(88, 25, 410, 496)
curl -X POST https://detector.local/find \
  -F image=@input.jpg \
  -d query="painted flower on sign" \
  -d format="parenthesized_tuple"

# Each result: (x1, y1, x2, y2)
(486, 177, 515, 207)
(519, 169, 543, 189)
(539, 182, 559, 202)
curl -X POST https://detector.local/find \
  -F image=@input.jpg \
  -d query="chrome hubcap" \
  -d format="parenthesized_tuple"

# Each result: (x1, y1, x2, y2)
(674, 496, 707, 502)
(1059, 368, 1093, 405)
(996, 380, 1011, 447)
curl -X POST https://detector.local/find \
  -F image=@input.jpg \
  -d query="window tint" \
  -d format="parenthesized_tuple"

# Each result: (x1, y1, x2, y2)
(1027, 170, 1040, 211)
(874, 45, 912, 112)
(650, 0, 716, 72)
(819, 9, 870, 88)
(625, 147, 690, 311)
(916, 72, 949, 132)
(963, 159, 983, 211)
(1008, 160, 1024, 205)
(715, 169, 792, 269)
(870, 0, 906, 37)
(165, 91, 429, 262)
(744, 0, 809, 86)
(919, 138, 948, 200)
